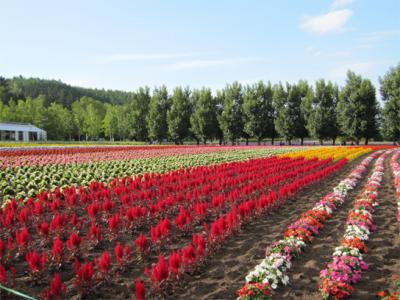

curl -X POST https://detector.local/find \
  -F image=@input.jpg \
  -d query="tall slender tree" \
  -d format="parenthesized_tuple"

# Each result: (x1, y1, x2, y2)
(306, 79, 340, 145)
(338, 71, 379, 145)
(219, 82, 244, 145)
(147, 86, 170, 143)
(190, 88, 218, 144)
(44, 102, 73, 140)
(273, 83, 308, 145)
(167, 87, 192, 144)
(129, 87, 150, 141)
(243, 81, 275, 144)
(103, 104, 118, 141)
(380, 63, 400, 144)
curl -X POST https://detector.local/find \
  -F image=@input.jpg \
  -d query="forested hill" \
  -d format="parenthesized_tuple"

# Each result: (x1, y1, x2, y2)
(0, 76, 133, 107)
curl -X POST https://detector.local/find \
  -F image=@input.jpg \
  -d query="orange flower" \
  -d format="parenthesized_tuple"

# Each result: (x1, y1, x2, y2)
(376, 290, 387, 297)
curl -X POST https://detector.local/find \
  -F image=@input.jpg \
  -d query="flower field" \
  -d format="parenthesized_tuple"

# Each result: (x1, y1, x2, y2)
(0, 145, 399, 300)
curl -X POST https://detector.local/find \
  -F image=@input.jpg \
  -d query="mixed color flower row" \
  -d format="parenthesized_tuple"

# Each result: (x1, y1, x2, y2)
(0, 145, 293, 168)
(319, 150, 390, 300)
(238, 151, 380, 300)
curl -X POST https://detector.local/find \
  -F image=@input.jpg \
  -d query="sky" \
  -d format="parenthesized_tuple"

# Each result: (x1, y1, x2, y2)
(1, 0, 399, 93)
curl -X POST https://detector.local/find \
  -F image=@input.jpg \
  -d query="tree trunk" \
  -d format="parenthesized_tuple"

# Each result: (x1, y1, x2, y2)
(355, 139, 359, 145)
(257, 137, 261, 145)
(319, 139, 323, 145)
(246, 137, 249, 145)
(332, 137, 336, 145)
(288, 139, 292, 145)
(364, 138, 369, 145)
(300, 137, 304, 146)
(271, 137, 274, 145)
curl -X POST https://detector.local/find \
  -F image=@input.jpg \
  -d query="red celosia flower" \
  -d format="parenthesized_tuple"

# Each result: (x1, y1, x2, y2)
(89, 221, 102, 243)
(115, 242, 124, 265)
(7, 236, 13, 251)
(50, 213, 64, 233)
(0, 264, 6, 284)
(40, 221, 49, 237)
(135, 233, 148, 255)
(88, 203, 99, 220)
(151, 255, 169, 286)
(49, 273, 66, 298)
(67, 232, 82, 252)
(75, 261, 94, 289)
(135, 278, 146, 300)
(18, 207, 30, 225)
(0, 239, 5, 260)
(182, 244, 197, 271)
(99, 250, 111, 274)
(52, 236, 64, 263)
(26, 251, 43, 273)
(168, 250, 182, 277)
(108, 214, 121, 234)
(125, 244, 132, 261)
(16, 227, 30, 250)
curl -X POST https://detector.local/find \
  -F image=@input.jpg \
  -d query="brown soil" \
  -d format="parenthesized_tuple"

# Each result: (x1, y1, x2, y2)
(169, 159, 367, 300)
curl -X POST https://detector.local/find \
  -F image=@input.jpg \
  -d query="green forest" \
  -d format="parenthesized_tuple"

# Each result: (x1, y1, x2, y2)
(1, 63, 399, 144)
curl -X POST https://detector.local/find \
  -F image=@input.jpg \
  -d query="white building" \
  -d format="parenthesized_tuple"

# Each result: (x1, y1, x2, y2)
(0, 122, 47, 141)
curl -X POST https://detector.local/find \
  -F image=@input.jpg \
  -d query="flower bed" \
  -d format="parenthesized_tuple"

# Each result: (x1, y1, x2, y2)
(319, 151, 390, 300)
(0, 145, 300, 168)
(0, 154, 346, 299)
(238, 151, 381, 299)
(0, 148, 297, 202)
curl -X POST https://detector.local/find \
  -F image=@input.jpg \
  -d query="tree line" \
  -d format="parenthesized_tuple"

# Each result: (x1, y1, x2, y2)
(0, 63, 399, 144)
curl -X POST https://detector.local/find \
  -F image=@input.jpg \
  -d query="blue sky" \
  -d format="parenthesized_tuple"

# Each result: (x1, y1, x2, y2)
(1, 0, 399, 92)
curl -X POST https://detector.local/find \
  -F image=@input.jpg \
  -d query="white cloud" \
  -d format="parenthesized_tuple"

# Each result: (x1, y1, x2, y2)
(358, 30, 400, 48)
(167, 57, 256, 70)
(307, 47, 352, 58)
(300, 9, 353, 34)
(329, 61, 381, 81)
(98, 53, 197, 63)
(331, 0, 354, 9)
(238, 78, 264, 86)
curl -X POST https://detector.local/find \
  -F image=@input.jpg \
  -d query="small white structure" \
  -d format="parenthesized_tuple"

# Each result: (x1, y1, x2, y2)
(0, 122, 47, 141)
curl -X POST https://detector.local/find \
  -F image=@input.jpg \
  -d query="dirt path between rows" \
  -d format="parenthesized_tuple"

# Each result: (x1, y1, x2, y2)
(171, 158, 367, 300)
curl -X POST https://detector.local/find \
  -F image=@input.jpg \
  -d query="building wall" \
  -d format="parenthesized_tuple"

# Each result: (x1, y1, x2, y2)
(0, 125, 47, 141)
